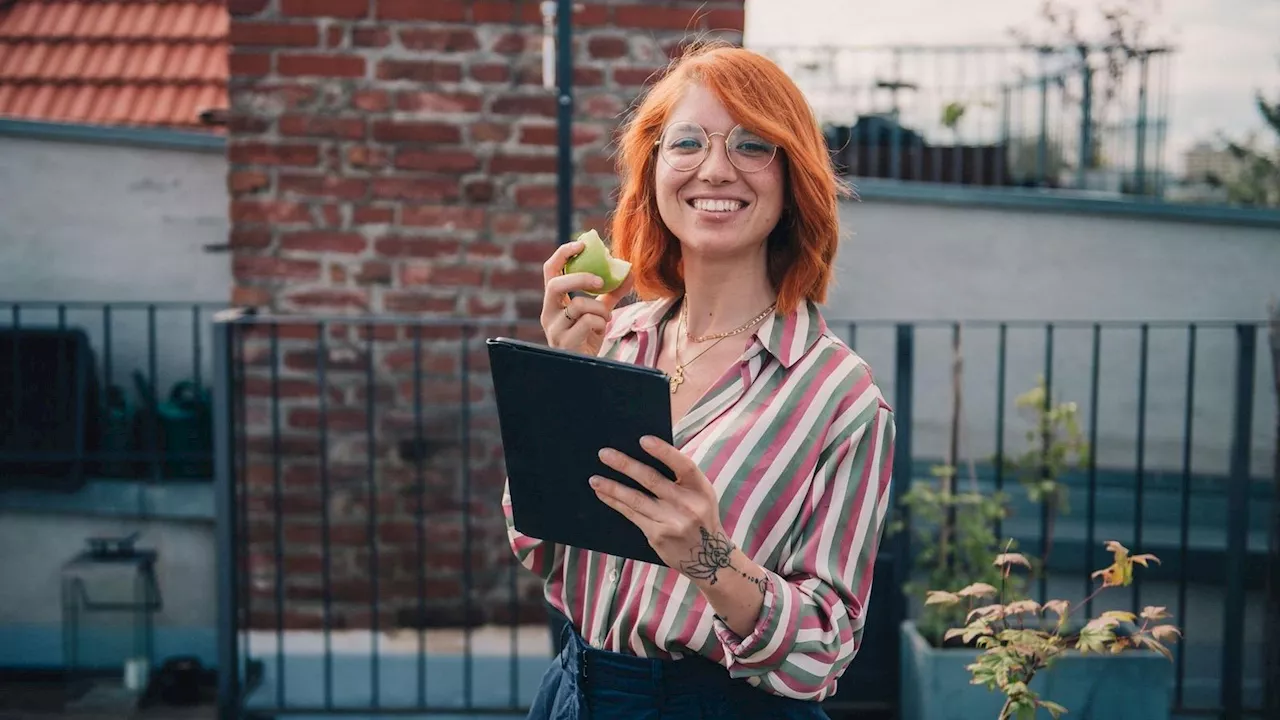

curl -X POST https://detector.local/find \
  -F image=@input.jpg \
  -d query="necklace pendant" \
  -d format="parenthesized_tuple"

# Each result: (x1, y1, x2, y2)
(669, 366, 685, 393)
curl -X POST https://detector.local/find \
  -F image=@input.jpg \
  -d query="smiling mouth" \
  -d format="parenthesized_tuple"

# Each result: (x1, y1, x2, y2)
(689, 198, 747, 213)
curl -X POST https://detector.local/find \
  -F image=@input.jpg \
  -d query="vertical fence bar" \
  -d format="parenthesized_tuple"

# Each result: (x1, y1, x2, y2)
(236, 322, 252, 674)
(892, 324, 915, 636)
(270, 325, 285, 707)
(1037, 56, 1049, 185)
(1222, 323, 1256, 719)
(1040, 324, 1053, 602)
(1133, 324, 1149, 612)
(366, 328, 380, 709)
(148, 305, 160, 483)
(413, 325, 427, 708)
(193, 306, 204, 391)
(1176, 324, 1197, 707)
(998, 86, 1010, 187)
(213, 313, 241, 720)
(461, 324, 474, 707)
(555, 0, 574, 245)
(889, 47, 902, 181)
(318, 323, 333, 709)
(1077, 57, 1093, 190)
(102, 307, 114, 408)
(1133, 52, 1150, 195)
(9, 306, 19, 426)
(1084, 324, 1101, 617)
(994, 324, 1007, 540)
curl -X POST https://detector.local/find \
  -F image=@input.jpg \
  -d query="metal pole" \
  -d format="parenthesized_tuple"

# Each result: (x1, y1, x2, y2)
(555, 0, 574, 246)
(1222, 323, 1256, 720)
(213, 310, 242, 720)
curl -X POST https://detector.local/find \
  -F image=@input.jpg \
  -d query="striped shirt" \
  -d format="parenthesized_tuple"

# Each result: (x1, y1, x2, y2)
(502, 296, 896, 701)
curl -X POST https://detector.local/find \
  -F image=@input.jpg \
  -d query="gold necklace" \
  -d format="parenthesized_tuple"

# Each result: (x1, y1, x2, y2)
(684, 300, 778, 343)
(669, 300, 773, 394)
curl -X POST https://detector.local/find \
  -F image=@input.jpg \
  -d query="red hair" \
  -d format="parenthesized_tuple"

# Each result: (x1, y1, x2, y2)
(609, 40, 852, 316)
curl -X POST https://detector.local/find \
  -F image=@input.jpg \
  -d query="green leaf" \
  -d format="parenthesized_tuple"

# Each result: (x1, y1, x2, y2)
(1041, 699, 1069, 719)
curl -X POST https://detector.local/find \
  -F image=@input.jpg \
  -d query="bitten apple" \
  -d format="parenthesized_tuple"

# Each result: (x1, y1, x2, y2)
(563, 229, 630, 296)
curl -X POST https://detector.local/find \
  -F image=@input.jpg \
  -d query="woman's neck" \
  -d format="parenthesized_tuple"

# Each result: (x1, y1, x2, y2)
(678, 248, 776, 340)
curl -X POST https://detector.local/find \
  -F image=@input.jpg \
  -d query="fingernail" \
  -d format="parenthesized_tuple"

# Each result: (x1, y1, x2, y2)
(598, 448, 615, 461)
(590, 276, 603, 288)
(640, 435, 657, 449)
(588, 476, 601, 488)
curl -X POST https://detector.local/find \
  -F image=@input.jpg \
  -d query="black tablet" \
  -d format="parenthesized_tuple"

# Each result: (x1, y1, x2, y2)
(486, 337, 675, 566)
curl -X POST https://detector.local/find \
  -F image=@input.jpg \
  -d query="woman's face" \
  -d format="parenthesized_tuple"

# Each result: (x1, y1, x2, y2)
(653, 84, 785, 262)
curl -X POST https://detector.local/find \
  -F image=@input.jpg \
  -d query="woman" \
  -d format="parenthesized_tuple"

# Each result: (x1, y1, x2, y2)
(503, 41, 896, 719)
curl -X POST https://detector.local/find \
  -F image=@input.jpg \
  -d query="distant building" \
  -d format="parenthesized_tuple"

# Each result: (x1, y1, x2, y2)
(1183, 141, 1244, 183)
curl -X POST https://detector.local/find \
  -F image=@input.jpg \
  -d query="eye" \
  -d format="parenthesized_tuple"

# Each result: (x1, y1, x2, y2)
(733, 138, 774, 156)
(666, 136, 705, 153)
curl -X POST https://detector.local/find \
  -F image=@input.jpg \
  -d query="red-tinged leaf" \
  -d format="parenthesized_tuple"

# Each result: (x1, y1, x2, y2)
(1140, 606, 1171, 621)
(944, 627, 968, 642)
(1101, 610, 1136, 624)
(1004, 599, 1042, 617)
(1043, 599, 1070, 619)
(958, 582, 999, 598)
(995, 552, 1031, 568)
(1131, 553, 1160, 567)
(925, 590, 961, 606)
(1150, 624, 1182, 642)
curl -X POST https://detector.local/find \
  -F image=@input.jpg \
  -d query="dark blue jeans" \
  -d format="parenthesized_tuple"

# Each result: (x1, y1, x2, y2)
(526, 628, 831, 720)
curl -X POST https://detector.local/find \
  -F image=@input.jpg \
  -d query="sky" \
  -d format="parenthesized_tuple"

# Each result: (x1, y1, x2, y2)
(742, 0, 1280, 174)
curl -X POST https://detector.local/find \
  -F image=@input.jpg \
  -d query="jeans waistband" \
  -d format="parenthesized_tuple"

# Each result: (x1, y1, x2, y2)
(558, 626, 739, 697)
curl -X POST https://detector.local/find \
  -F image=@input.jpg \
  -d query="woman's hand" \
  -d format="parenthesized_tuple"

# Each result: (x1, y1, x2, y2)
(590, 435, 773, 638)
(589, 435, 731, 575)
(540, 240, 634, 357)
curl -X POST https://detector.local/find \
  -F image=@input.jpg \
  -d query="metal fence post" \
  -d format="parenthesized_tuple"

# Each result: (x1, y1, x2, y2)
(891, 324, 915, 621)
(213, 311, 241, 720)
(1222, 323, 1256, 720)
(1077, 57, 1093, 189)
(555, 0, 574, 245)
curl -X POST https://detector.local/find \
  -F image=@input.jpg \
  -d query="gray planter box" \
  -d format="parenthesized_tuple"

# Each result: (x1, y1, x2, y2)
(899, 620, 1174, 720)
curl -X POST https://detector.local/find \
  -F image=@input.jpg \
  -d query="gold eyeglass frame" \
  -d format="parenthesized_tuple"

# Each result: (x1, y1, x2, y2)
(653, 122, 779, 174)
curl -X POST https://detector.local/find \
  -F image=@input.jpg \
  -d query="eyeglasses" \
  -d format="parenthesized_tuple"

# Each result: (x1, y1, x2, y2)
(654, 121, 779, 173)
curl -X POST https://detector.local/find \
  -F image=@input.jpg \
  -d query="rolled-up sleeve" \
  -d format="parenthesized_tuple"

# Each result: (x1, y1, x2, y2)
(711, 402, 896, 701)
(502, 477, 562, 579)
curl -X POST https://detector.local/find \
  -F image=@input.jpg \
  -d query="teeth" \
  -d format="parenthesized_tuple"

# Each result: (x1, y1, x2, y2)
(692, 198, 743, 212)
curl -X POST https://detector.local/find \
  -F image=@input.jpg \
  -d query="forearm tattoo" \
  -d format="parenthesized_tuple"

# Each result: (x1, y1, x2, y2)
(680, 527, 769, 595)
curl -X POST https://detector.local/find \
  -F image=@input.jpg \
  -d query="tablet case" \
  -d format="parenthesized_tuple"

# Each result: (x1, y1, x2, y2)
(486, 337, 675, 566)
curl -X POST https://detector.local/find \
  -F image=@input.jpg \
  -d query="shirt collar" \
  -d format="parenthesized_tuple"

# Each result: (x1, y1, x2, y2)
(606, 295, 827, 369)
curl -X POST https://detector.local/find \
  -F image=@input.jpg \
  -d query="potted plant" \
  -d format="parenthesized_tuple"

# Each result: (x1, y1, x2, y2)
(914, 540, 1181, 720)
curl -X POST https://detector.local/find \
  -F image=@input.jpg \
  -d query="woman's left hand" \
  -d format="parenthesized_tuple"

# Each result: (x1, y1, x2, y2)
(589, 435, 729, 574)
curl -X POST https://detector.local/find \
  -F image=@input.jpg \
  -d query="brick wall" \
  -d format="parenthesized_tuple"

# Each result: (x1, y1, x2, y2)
(227, 0, 745, 631)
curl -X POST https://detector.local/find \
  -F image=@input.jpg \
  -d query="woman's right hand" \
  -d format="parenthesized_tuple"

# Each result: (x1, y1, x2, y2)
(540, 240, 634, 357)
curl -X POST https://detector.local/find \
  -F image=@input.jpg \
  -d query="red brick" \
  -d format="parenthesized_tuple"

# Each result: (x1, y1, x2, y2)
(584, 153, 616, 175)
(352, 89, 390, 112)
(468, 295, 507, 317)
(352, 26, 390, 47)
(472, 1, 539, 23)
(280, 0, 368, 18)
(573, 67, 605, 86)
(394, 149, 480, 173)
(279, 114, 365, 139)
(582, 93, 625, 120)
(370, 178, 460, 202)
(234, 256, 322, 281)
(401, 206, 486, 230)
(587, 35, 629, 59)
(228, 0, 268, 17)
(492, 212, 533, 235)
(490, 94, 556, 117)
(371, 120, 462, 144)
(230, 229, 272, 249)
(281, 231, 367, 254)
(613, 4, 701, 29)
(376, 0, 466, 21)
(396, 91, 483, 113)
(469, 63, 509, 83)
(353, 205, 395, 224)
(614, 66, 661, 87)
(355, 260, 392, 284)
(489, 31, 530, 54)
(377, 60, 463, 83)
(398, 263, 432, 286)
(288, 408, 367, 431)
(517, 124, 602, 147)
(469, 121, 510, 143)
(232, 285, 273, 306)
(284, 289, 369, 310)
(490, 153, 555, 174)
(278, 174, 367, 200)
(325, 25, 344, 47)
(232, 200, 312, 224)
(515, 184, 601, 208)
(706, 8, 747, 30)
(463, 179, 495, 203)
(489, 268, 542, 291)
(512, 240, 555, 263)
(229, 170, 270, 194)
(229, 51, 270, 76)
(398, 28, 480, 51)
(384, 293, 457, 313)
(374, 236, 460, 259)
(278, 53, 366, 78)
(229, 20, 320, 47)
(345, 146, 388, 169)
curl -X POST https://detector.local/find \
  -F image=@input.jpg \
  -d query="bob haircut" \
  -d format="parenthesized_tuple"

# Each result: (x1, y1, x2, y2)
(610, 40, 851, 316)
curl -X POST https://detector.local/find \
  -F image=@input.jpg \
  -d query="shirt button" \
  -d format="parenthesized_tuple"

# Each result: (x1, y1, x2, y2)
(608, 570, 619, 583)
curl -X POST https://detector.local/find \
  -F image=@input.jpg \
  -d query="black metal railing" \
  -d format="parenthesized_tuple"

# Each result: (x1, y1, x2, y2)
(0, 301, 226, 489)
(213, 312, 1275, 720)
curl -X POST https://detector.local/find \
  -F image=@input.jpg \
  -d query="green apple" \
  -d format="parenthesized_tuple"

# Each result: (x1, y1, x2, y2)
(562, 229, 631, 296)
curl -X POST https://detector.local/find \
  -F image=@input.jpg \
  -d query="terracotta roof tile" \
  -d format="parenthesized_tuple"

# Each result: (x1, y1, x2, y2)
(0, 0, 227, 130)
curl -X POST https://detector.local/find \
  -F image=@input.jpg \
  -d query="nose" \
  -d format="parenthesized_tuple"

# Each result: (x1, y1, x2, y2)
(696, 133, 738, 184)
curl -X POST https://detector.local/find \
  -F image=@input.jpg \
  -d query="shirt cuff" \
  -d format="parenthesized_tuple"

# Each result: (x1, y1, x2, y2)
(712, 569, 784, 663)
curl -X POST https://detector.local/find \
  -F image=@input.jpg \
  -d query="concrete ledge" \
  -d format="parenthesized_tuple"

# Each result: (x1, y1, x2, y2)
(0, 119, 225, 155)
(849, 178, 1280, 229)
(0, 479, 214, 522)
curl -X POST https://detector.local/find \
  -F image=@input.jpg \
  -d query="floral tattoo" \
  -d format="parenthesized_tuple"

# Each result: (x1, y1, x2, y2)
(680, 527, 768, 595)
